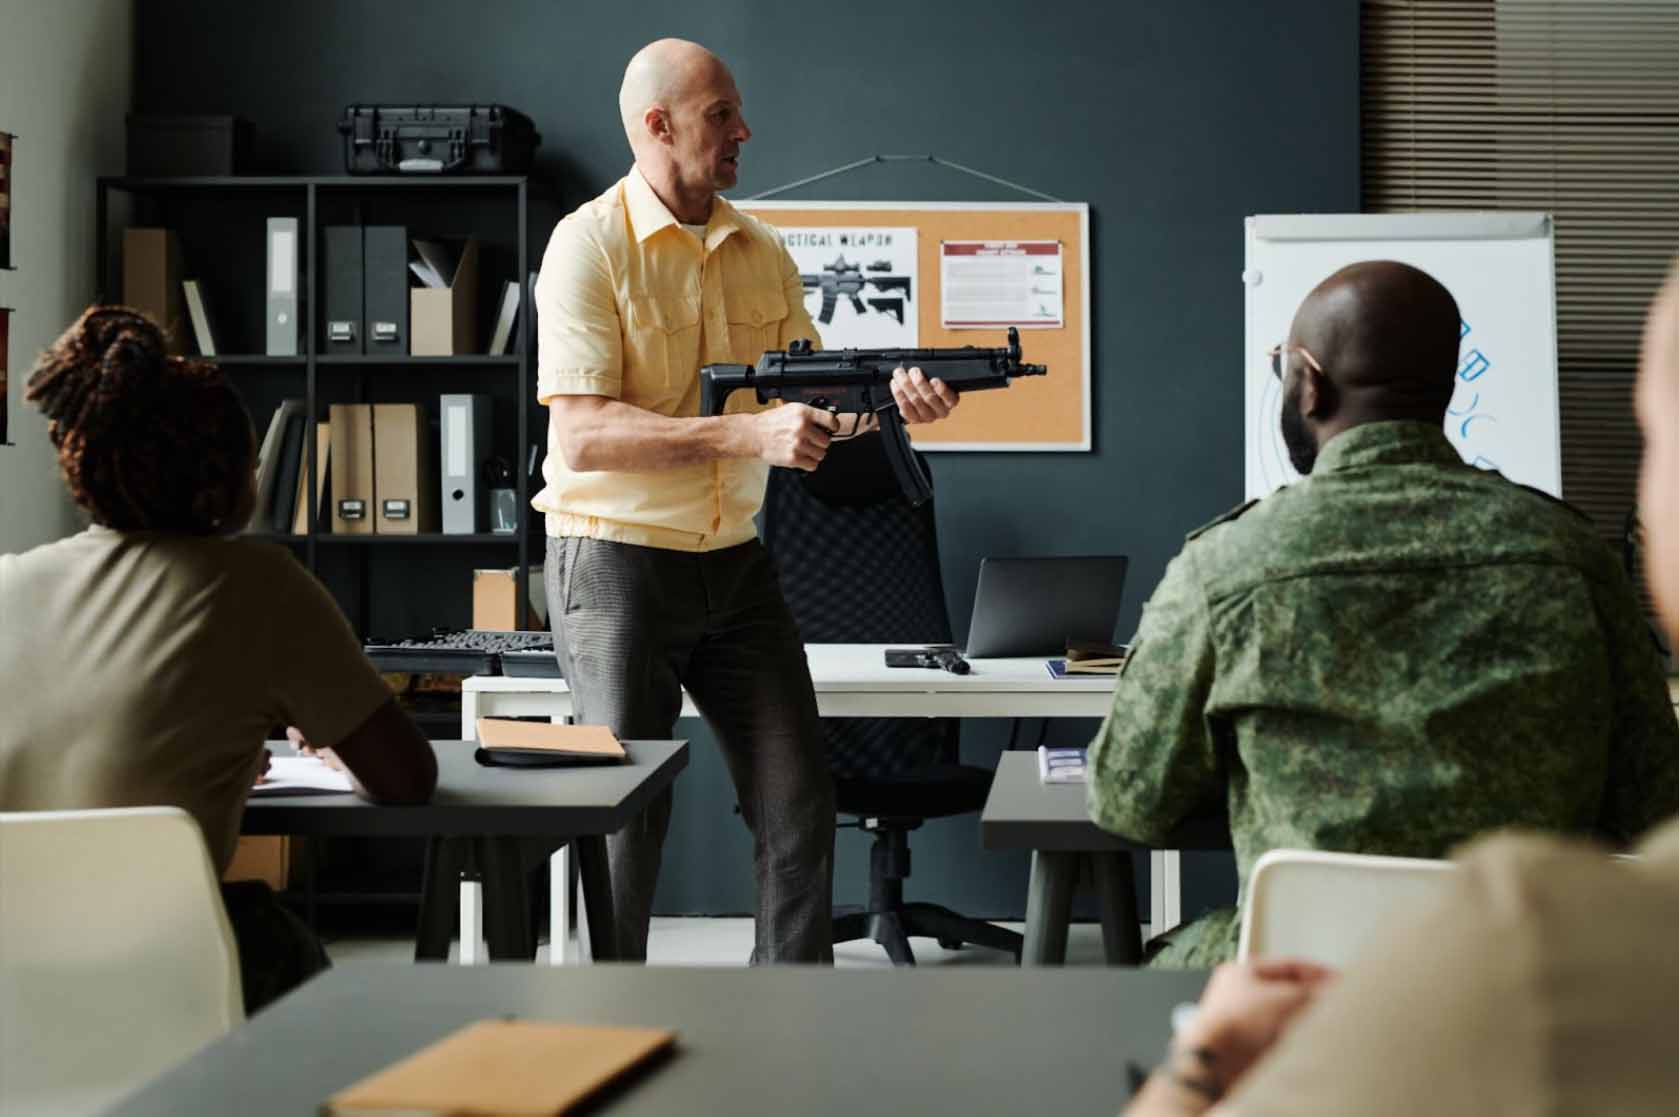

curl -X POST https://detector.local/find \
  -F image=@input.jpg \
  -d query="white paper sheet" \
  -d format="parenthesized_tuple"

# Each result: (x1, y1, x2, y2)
(250, 754, 354, 797)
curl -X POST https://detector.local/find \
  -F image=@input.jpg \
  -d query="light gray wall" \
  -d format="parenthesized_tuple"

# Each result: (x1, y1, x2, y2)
(0, 0, 133, 553)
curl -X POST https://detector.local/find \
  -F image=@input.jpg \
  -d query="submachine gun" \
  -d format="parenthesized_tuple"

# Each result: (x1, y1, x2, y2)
(699, 326, 1047, 506)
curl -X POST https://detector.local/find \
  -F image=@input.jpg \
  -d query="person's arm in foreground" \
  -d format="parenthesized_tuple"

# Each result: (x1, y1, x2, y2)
(1125, 960, 1336, 1117)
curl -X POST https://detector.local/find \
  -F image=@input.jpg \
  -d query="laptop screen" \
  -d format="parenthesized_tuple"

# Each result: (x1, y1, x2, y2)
(964, 556, 1130, 658)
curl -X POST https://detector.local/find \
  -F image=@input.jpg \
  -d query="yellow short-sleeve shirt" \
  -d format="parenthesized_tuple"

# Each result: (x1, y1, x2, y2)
(532, 166, 823, 551)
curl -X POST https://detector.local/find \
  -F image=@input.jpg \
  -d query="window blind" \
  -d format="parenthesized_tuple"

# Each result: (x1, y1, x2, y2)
(1362, 0, 1679, 546)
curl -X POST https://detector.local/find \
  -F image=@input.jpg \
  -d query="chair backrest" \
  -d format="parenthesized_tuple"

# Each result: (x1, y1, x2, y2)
(761, 431, 954, 779)
(0, 806, 243, 1117)
(1237, 848, 1457, 967)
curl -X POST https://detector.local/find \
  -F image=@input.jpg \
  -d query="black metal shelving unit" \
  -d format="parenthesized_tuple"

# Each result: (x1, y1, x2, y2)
(95, 175, 537, 639)
(96, 175, 543, 922)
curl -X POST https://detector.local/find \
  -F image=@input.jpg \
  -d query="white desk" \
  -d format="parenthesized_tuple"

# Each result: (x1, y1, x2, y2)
(462, 643, 1187, 946)
(462, 643, 1116, 725)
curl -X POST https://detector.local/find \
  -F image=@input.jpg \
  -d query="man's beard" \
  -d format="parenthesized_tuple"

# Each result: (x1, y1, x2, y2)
(1280, 379, 1318, 475)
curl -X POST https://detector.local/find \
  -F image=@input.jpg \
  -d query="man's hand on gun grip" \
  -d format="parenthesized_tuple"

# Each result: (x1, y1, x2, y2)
(753, 403, 840, 471)
(891, 366, 960, 424)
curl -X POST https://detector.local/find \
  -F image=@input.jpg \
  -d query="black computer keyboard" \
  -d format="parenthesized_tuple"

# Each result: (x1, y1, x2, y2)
(364, 629, 556, 675)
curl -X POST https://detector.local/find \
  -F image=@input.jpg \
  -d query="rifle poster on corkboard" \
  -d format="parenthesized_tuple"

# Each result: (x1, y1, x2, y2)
(738, 200, 1090, 451)
(781, 226, 918, 348)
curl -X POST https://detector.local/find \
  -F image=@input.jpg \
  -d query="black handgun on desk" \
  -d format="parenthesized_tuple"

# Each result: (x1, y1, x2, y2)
(699, 326, 1047, 506)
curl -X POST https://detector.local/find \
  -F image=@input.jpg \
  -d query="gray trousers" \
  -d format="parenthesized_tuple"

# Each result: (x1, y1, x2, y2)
(545, 535, 836, 964)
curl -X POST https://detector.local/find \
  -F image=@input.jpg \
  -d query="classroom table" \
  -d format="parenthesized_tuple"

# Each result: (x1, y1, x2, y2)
(461, 643, 1209, 933)
(242, 740, 689, 964)
(982, 752, 1231, 965)
(108, 963, 1210, 1117)
(462, 642, 1118, 723)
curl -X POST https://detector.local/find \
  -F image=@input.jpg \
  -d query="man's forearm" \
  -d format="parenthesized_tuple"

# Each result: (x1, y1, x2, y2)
(553, 396, 759, 472)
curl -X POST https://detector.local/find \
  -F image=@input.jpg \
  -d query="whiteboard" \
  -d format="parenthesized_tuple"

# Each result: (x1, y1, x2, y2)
(1243, 212, 1559, 500)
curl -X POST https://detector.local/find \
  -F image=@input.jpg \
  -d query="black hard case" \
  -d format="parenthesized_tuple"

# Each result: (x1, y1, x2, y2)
(337, 105, 539, 175)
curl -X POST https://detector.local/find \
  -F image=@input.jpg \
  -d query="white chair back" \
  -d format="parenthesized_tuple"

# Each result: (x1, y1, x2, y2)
(1237, 848, 1456, 967)
(0, 806, 243, 1117)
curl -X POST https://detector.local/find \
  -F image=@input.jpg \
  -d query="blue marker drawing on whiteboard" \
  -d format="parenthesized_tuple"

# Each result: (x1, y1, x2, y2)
(1457, 348, 1491, 383)
(1447, 392, 1480, 417)
(1461, 413, 1497, 439)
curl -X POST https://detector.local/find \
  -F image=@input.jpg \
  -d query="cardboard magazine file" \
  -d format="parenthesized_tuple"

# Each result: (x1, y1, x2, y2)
(410, 236, 479, 356)
(475, 718, 626, 768)
(323, 1018, 675, 1117)
(373, 402, 437, 534)
(329, 403, 376, 534)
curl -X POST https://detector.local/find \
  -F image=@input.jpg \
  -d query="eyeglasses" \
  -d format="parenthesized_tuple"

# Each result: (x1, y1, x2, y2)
(1267, 344, 1325, 380)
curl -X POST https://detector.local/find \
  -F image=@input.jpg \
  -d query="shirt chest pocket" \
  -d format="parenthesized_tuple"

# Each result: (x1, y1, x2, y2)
(725, 287, 789, 365)
(626, 293, 701, 401)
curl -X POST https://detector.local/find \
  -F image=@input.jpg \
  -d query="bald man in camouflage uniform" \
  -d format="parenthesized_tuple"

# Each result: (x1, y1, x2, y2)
(1088, 261, 1679, 969)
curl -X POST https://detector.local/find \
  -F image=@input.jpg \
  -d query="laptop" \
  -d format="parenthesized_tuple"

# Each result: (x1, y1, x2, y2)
(963, 556, 1130, 658)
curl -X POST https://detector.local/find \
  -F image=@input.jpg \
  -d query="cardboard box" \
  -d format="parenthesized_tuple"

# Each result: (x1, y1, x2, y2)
(473, 567, 546, 630)
(222, 835, 293, 890)
(411, 237, 479, 356)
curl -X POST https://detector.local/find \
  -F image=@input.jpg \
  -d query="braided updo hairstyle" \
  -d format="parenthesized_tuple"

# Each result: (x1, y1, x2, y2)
(25, 306, 256, 534)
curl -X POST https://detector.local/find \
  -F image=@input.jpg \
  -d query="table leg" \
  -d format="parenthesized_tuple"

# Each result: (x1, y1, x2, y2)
(549, 843, 570, 966)
(573, 849, 593, 964)
(459, 878, 484, 965)
(1149, 850, 1184, 937)
(1091, 852, 1143, 965)
(574, 834, 617, 962)
(414, 837, 456, 962)
(1022, 850, 1078, 965)
(481, 838, 534, 961)
(460, 685, 479, 741)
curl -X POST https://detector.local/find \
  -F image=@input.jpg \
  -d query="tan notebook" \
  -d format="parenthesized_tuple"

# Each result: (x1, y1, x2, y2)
(323, 1018, 675, 1116)
(476, 718, 626, 762)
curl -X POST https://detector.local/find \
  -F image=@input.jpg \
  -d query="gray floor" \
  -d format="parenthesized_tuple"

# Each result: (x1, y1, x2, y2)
(324, 916, 1115, 967)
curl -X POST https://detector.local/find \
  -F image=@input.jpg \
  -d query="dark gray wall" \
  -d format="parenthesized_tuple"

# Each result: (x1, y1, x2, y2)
(136, 0, 1360, 923)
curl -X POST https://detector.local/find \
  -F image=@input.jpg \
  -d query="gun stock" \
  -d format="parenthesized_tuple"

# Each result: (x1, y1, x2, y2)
(699, 364, 754, 417)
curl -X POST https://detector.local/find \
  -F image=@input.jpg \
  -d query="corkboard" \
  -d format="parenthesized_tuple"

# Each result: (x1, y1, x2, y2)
(737, 201, 1090, 451)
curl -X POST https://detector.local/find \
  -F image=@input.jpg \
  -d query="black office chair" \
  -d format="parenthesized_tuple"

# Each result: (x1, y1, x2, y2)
(761, 431, 1023, 964)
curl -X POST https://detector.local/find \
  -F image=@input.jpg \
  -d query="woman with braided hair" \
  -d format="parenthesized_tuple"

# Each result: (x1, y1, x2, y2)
(0, 306, 437, 1013)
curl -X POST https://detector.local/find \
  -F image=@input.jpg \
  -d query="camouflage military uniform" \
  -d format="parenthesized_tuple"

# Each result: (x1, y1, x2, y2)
(1087, 421, 1679, 968)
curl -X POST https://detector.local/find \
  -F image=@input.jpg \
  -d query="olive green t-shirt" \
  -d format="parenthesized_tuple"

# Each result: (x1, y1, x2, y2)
(0, 526, 392, 872)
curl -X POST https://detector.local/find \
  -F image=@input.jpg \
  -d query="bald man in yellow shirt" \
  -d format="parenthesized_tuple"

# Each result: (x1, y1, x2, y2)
(533, 38, 957, 964)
